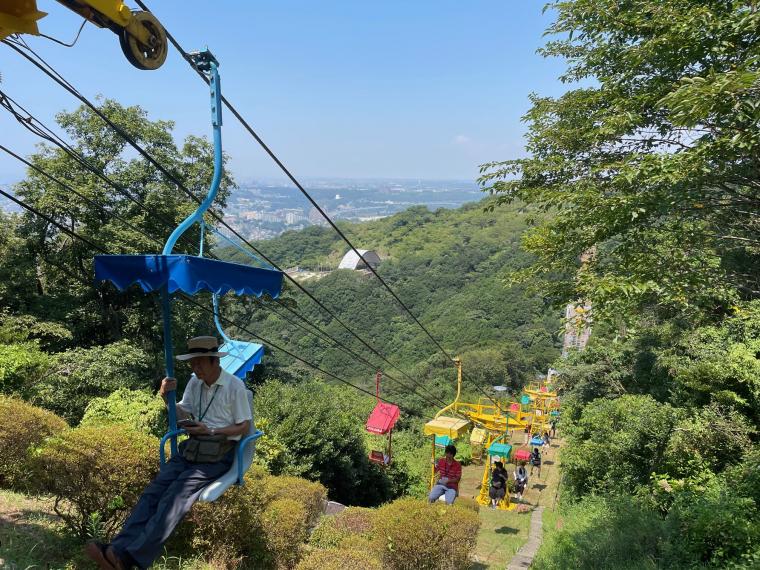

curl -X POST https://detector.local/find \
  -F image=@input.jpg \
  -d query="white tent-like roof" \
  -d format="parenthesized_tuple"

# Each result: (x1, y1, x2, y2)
(338, 249, 381, 270)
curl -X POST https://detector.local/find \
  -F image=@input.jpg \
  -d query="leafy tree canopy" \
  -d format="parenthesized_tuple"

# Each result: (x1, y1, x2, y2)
(481, 0, 760, 323)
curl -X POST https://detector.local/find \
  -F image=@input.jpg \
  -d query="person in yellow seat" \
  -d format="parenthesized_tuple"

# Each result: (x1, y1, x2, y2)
(428, 444, 462, 505)
(86, 336, 251, 570)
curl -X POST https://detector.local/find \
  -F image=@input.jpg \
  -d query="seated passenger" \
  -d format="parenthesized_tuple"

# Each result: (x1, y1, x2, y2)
(514, 462, 528, 502)
(85, 336, 251, 570)
(428, 444, 462, 505)
(530, 446, 542, 477)
(489, 461, 509, 508)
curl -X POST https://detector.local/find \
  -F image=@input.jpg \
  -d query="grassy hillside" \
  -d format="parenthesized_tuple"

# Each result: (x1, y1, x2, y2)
(226, 199, 560, 411)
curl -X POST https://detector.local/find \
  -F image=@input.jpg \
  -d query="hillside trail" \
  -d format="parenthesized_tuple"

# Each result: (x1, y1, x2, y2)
(462, 433, 563, 569)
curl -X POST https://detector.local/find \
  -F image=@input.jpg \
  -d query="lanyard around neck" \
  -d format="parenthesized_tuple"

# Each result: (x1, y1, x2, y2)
(198, 383, 220, 422)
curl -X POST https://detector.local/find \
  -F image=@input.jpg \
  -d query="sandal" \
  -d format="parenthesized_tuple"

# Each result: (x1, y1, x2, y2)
(84, 542, 116, 570)
(105, 546, 128, 570)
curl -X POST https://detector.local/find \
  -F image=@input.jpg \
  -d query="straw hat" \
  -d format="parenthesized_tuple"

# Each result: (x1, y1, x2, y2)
(176, 336, 228, 361)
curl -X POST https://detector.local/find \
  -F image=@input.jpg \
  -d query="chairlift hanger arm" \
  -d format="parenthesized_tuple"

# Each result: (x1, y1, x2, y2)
(0, 0, 167, 69)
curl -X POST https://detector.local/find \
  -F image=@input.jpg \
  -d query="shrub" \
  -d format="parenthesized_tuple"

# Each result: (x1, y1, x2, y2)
(188, 469, 327, 569)
(296, 547, 384, 570)
(0, 341, 50, 396)
(310, 507, 375, 549)
(28, 423, 158, 539)
(664, 404, 756, 477)
(260, 474, 327, 528)
(256, 380, 394, 506)
(189, 470, 268, 564)
(532, 496, 663, 570)
(561, 395, 681, 499)
(662, 474, 760, 567)
(0, 395, 67, 489)
(29, 340, 153, 423)
(261, 498, 310, 568)
(80, 388, 167, 438)
(372, 498, 480, 570)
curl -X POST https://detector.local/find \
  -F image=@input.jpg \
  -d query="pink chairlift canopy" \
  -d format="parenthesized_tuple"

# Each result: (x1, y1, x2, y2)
(366, 401, 400, 435)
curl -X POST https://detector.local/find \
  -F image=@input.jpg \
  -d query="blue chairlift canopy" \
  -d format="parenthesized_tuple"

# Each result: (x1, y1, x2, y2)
(435, 435, 452, 448)
(94, 254, 283, 298)
(488, 442, 512, 459)
(220, 340, 264, 379)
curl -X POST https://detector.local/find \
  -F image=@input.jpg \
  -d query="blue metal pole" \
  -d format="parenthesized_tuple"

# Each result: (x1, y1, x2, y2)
(162, 56, 223, 255)
(161, 285, 178, 456)
(212, 293, 232, 344)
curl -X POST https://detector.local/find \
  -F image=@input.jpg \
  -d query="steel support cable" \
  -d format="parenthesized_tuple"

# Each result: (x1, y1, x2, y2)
(0, 187, 107, 253)
(208, 230, 449, 407)
(179, 293, 413, 414)
(2, 186, 411, 413)
(3, 38, 449, 407)
(139, 9, 457, 358)
(0, 143, 169, 253)
(1, 86, 445, 410)
(2, 127, 441, 409)
(127, 9, 500, 408)
(257, 297, 447, 409)
(1, 95, 445, 411)
(0, 89, 205, 256)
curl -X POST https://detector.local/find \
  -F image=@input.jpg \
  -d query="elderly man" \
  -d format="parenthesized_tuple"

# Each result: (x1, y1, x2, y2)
(85, 336, 252, 570)
(428, 444, 462, 505)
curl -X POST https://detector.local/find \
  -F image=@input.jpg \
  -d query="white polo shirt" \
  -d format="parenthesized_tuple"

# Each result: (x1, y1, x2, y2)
(177, 369, 252, 441)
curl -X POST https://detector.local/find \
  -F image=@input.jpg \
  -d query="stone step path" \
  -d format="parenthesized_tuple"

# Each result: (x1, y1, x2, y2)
(506, 505, 544, 569)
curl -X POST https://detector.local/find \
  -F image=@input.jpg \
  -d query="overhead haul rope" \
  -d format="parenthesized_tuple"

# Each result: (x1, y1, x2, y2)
(0, 151, 443, 413)
(2, 38, 444, 405)
(128, 6, 502, 408)
(3, 37, 468, 408)
(0, 90, 447, 410)
(0, 185, 415, 414)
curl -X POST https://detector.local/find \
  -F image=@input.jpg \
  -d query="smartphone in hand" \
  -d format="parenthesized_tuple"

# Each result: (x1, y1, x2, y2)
(177, 419, 198, 428)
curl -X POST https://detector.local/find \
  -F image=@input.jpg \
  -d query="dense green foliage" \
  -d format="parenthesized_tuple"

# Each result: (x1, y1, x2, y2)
(481, 0, 760, 323)
(80, 388, 167, 438)
(255, 380, 397, 506)
(28, 423, 158, 539)
(226, 201, 559, 410)
(488, 1, 760, 567)
(0, 396, 68, 490)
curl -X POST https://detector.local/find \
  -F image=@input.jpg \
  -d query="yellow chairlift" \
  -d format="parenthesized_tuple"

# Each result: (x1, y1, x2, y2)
(1, 0, 168, 69)
(423, 357, 471, 490)
(475, 432, 515, 511)
(469, 427, 487, 464)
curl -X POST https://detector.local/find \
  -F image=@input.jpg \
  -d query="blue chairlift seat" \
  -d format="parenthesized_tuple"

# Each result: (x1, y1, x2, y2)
(159, 387, 263, 502)
(96, 52, 282, 503)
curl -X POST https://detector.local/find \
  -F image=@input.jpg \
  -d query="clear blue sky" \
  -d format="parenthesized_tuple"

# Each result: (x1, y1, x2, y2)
(0, 1, 567, 183)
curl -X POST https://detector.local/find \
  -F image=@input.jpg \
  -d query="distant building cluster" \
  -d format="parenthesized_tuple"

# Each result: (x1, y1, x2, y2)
(238, 207, 307, 225)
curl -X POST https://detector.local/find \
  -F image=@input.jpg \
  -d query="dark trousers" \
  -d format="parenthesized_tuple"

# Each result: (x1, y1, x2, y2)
(111, 449, 234, 569)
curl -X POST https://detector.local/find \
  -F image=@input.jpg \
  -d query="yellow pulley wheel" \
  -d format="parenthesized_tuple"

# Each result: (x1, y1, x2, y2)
(119, 10, 167, 70)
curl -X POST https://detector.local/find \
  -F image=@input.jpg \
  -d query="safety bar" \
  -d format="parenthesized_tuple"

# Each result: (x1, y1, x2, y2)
(159, 428, 186, 465)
